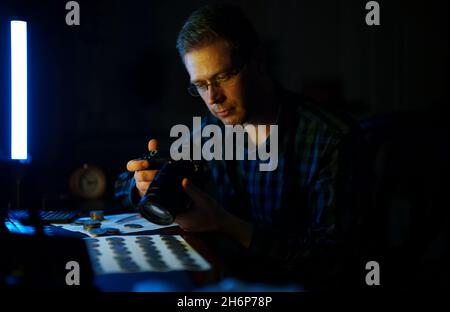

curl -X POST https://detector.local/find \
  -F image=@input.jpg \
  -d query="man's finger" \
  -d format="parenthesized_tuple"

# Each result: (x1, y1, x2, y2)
(127, 159, 149, 172)
(136, 181, 150, 196)
(134, 170, 158, 182)
(148, 139, 158, 151)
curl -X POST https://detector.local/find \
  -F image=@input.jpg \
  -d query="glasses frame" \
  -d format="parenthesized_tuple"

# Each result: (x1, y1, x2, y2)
(187, 63, 245, 97)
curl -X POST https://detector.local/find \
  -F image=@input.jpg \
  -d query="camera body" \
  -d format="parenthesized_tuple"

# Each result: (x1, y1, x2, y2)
(137, 150, 203, 225)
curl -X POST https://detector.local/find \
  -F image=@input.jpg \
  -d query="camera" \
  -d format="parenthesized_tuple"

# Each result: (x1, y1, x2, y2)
(137, 150, 203, 225)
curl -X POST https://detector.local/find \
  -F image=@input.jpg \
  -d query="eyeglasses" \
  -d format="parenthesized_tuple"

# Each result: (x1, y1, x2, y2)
(187, 64, 244, 97)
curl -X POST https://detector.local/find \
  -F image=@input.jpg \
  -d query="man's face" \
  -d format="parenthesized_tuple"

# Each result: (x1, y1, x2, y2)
(183, 40, 250, 125)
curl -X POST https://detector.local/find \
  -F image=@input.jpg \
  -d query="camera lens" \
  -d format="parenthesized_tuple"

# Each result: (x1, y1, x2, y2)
(138, 160, 201, 225)
(139, 201, 175, 225)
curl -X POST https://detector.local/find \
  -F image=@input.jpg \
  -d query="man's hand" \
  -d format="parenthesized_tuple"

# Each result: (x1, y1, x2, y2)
(126, 139, 159, 198)
(178, 178, 254, 248)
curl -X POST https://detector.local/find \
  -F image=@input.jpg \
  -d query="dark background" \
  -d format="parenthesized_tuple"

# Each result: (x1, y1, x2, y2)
(0, 0, 448, 203)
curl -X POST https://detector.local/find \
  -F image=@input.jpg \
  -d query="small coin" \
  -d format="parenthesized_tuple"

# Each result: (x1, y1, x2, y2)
(135, 236, 153, 241)
(159, 235, 176, 240)
(168, 244, 188, 252)
(138, 242, 158, 248)
(167, 244, 188, 252)
(163, 238, 180, 243)
(162, 240, 181, 246)
(114, 250, 131, 256)
(166, 244, 187, 252)
(138, 246, 157, 252)
(114, 254, 133, 260)
(89, 228, 107, 237)
(147, 257, 167, 264)
(104, 227, 121, 235)
(106, 237, 125, 242)
(111, 245, 129, 252)
(136, 238, 154, 243)
(75, 217, 91, 225)
(140, 243, 159, 250)
(164, 240, 184, 247)
(162, 238, 179, 243)
(172, 252, 189, 259)
(124, 223, 143, 229)
(144, 253, 161, 260)
(115, 255, 136, 262)
(107, 239, 125, 244)
(176, 253, 195, 262)
(147, 260, 168, 269)
(144, 255, 162, 261)
(143, 249, 161, 256)
(116, 258, 137, 265)
(90, 210, 105, 221)
(136, 241, 155, 247)
(83, 220, 102, 230)
(140, 242, 157, 249)
(145, 255, 163, 262)
(108, 242, 126, 248)
(140, 247, 158, 254)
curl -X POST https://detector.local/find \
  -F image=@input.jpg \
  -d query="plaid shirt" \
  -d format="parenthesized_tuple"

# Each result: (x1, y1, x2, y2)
(115, 86, 358, 283)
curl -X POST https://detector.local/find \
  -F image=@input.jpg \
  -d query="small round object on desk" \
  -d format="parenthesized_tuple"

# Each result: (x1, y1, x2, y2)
(104, 227, 121, 235)
(114, 255, 134, 263)
(137, 240, 155, 247)
(110, 244, 129, 251)
(89, 228, 107, 237)
(74, 217, 91, 225)
(90, 210, 105, 221)
(107, 240, 126, 247)
(113, 249, 131, 256)
(83, 220, 102, 230)
(136, 238, 153, 245)
(106, 237, 125, 242)
(124, 223, 143, 229)
(147, 259, 168, 270)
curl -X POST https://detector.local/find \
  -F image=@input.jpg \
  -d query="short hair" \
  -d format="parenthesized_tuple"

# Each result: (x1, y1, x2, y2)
(176, 4, 260, 64)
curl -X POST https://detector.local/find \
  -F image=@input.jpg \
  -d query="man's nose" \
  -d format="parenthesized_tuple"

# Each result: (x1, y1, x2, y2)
(206, 84, 223, 106)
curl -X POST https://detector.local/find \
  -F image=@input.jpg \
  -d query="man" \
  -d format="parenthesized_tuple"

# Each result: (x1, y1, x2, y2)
(116, 4, 362, 288)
